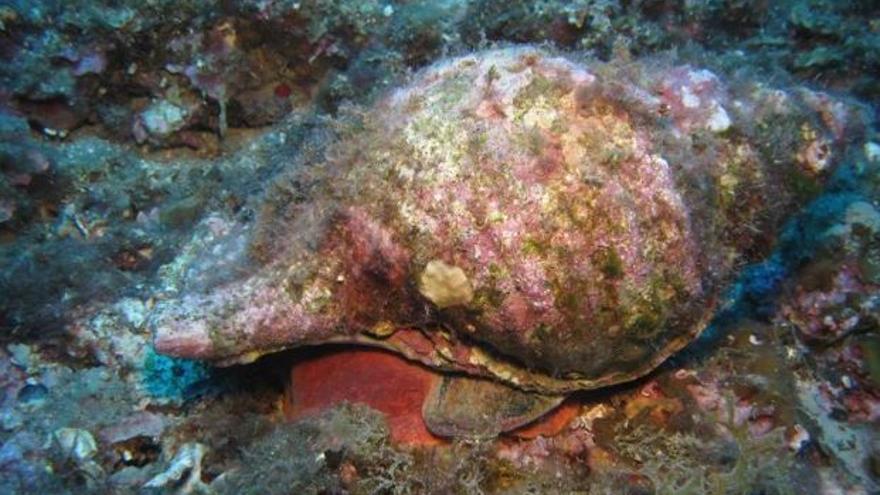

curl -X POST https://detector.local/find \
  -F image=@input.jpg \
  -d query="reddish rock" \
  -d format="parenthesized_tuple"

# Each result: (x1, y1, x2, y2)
(274, 83, 292, 99)
(16, 98, 85, 134)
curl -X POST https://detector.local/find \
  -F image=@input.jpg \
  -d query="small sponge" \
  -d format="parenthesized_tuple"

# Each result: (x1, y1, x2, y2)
(418, 259, 474, 308)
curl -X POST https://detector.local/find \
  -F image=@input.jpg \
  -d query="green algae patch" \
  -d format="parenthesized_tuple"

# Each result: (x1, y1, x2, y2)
(597, 246, 624, 279)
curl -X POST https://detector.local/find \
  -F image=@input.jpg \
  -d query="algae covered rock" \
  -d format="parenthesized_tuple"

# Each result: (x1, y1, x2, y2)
(151, 46, 851, 393)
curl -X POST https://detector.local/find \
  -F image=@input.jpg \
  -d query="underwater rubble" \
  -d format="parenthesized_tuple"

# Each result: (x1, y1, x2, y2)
(0, 1, 878, 494)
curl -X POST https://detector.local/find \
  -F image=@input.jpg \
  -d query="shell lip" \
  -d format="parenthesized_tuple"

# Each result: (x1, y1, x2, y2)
(184, 310, 714, 395)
